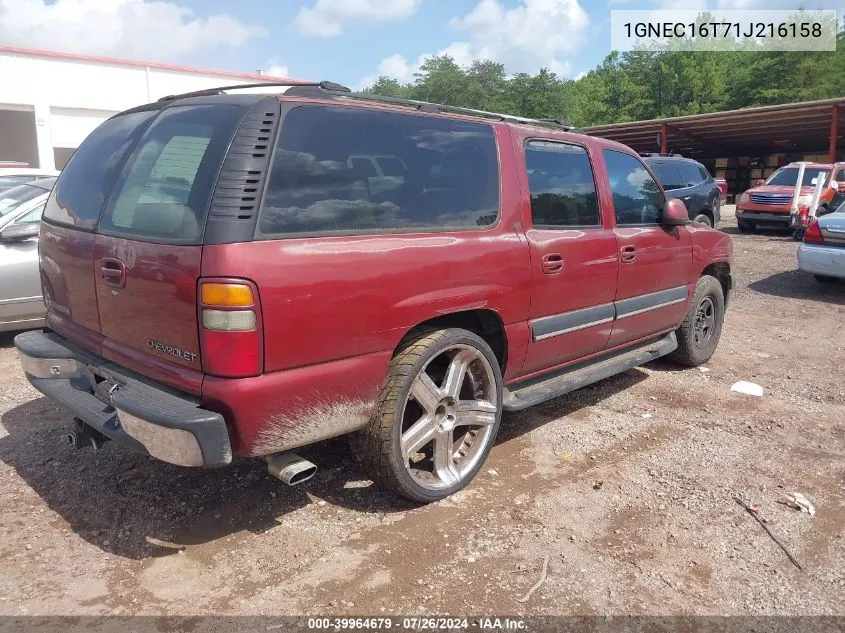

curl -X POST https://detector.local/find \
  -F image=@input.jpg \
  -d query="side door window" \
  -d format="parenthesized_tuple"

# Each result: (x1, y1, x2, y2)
(604, 150, 665, 225)
(258, 105, 500, 237)
(525, 141, 600, 228)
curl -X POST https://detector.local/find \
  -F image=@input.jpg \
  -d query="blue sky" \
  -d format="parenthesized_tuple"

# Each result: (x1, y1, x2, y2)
(182, 0, 611, 86)
(0, 1, 836, 89)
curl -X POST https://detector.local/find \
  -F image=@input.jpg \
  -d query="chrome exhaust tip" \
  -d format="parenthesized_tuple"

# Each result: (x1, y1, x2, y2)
(265, 452, 317, 486)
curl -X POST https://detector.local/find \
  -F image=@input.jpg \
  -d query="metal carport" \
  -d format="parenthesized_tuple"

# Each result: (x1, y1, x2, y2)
(585, 98, 844, 162)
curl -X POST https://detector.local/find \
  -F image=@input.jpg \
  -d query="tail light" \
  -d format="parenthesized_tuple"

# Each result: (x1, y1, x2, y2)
(198, 279, 263, 378)
(803, 220, 824, 245)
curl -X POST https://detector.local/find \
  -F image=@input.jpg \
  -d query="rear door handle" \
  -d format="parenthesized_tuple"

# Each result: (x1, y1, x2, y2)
(620, 245, 637, 263)
(541, 253, 564, 274)
(100, 257, 126, 288)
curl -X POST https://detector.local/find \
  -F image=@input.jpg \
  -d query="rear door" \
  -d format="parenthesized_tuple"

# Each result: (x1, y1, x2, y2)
(678, 161, 713, 220)
(519, 139, 619, 375)
(650, 161, 686, 198)
(92, 104, 246, 381)
(41, 110, 157, 353)
(601, 149, 692, 349)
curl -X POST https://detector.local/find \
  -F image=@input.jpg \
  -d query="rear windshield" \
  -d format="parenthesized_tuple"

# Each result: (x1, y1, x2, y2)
(44, 110, 156, 229)
(256, 105, 500, 237)
(0, 175, 38, 194)
(766, 167, 829, 187)
(0, 183, 47, 219)
(99, 105, 243, 243)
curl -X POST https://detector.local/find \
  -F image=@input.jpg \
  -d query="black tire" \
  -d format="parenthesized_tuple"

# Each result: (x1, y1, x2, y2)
(669, 275, 725, 367)
(792, 229, 805, 241)
(737, 219, 755, 233)
(352, 328, 503, 503)
(693, 213, 713, 228)
(815, 274, 840, 284)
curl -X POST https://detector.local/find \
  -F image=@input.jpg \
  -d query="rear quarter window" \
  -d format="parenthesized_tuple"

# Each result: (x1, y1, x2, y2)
(678, 162, 705, 187)
(256, 105, 500, 237)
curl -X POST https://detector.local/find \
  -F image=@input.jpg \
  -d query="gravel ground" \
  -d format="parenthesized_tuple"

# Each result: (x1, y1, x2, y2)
(0, 209, 843, 617)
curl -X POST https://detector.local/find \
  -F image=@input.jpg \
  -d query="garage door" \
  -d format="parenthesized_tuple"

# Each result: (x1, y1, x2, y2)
(50, 108, 116, 149)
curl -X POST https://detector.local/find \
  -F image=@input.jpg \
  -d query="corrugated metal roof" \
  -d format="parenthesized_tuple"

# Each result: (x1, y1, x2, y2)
(585, 98, 845, 158)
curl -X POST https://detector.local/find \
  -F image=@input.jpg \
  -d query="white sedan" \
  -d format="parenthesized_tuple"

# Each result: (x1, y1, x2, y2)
(797, 206, 845, 283)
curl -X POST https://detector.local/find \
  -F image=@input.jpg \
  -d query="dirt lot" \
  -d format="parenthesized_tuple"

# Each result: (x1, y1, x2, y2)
(0, 209, 843, 617)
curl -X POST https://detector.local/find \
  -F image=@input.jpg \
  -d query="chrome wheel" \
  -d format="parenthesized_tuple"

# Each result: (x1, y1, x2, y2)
(694, 296, 716, 348)
(400, 345, 499, 490)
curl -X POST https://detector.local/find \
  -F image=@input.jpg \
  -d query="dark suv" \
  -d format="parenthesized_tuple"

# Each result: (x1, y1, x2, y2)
(643, 155, 721, 227)
(15, 82, 733, 503)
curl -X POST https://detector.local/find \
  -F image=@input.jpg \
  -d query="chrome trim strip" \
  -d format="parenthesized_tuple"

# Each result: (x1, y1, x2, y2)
(615, 285, 688, 319)
(615, 297, 687, 320)
(0, 295, 42, 305)
(531, 285, 689, 341)
(531, 302, 615, 341)
(534, 317, 614, 341)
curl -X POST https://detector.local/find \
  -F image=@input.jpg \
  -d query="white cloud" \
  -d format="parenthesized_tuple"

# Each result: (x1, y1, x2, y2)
(263, 60, 290, 78)
(0, 0, 265, 61)
(294, 0, 422, 38)
(356, 53, 418, 89)
(446, 0, 590, 75)
(356, 0, 592, 91)
(438, 42, 476, 68)
(379, 53, 415, 81)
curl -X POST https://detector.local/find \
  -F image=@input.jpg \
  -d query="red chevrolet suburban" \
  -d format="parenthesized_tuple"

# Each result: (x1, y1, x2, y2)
(15, 82, 733, 502)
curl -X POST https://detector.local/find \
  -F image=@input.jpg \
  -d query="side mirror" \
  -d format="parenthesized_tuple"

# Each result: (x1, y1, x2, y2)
(662, 199, 689, 226)
(0, 222, 40, 243)
(756, 179, 765, 186)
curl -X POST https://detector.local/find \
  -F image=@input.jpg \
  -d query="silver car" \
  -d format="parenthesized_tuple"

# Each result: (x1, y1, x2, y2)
(0, 168, 60, 195)
(797, 204, 845, 283)
(0, 178, 56, 332)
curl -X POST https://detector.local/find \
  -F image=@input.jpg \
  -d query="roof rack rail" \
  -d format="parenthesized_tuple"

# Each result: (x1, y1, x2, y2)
(157, 80, 351, 102)
(639, 152, 683, 158)
(325, 90, 579, 131)
(156, 80, 580, 132)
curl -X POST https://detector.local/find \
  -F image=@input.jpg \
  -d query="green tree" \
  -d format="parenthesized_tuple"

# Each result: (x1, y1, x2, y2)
(361, 76, 409, 99)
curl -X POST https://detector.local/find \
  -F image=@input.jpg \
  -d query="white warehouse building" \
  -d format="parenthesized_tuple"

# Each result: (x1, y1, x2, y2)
(0, 45, 293, 171)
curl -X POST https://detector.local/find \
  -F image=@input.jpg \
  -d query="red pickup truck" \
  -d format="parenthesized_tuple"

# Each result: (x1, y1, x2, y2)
(15, 83, 733, 502)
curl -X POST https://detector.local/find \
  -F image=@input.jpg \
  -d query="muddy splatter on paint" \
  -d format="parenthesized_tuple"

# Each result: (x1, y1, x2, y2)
(251, 397, 376, 456)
